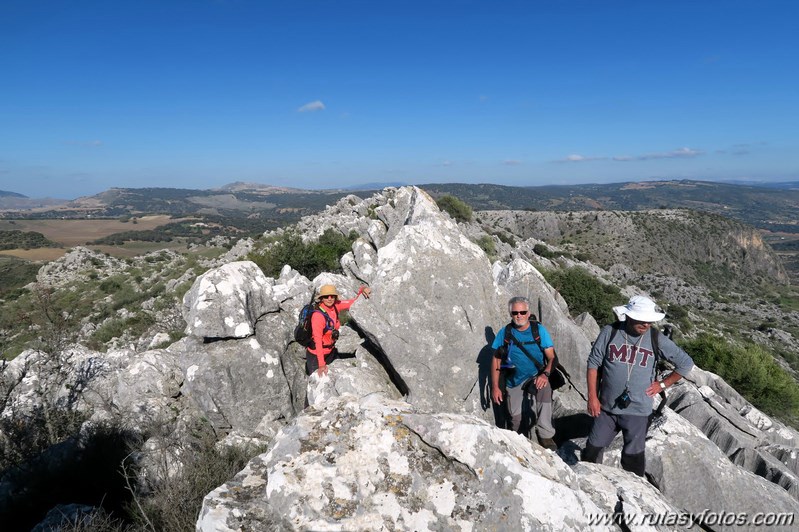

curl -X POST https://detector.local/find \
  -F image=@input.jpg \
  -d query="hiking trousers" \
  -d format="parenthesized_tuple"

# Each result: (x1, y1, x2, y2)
(584, 410, 648, 477)
(505, 378, 555, 440)
(305, 349, 338, 376)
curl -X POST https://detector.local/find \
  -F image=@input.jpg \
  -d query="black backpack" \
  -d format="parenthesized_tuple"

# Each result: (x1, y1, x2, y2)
(293, 303, 336, 348)
(502, 321, 571, 391)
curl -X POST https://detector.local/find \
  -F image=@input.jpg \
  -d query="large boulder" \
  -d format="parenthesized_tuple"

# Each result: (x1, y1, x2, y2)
(174, 335, 292, 436)
(86, 348, 183, 430)
(182, 261, 277, 339)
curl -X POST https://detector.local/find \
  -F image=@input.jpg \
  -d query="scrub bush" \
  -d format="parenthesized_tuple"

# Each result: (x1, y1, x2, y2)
(436, 195, 473, 223)
(542, 267, 624, 326)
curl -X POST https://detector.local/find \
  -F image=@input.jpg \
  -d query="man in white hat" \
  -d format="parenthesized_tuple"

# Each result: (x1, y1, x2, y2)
(581, 295, 694, 476)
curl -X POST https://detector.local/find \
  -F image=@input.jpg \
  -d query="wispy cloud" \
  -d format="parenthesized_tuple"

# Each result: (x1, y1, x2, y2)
(479, 95, 489, 102)
(298, 100, 325, 113)
(64, 140, 103, 147)
(502, 159, 522, 166)
(555, 147, 704, 163)
(555, 154, 607, 163)
(438, 160, 453, 167)
(613, 147, 704, 161)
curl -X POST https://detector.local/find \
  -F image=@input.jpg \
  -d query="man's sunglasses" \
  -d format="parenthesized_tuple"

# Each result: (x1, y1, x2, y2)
(511, 310, 528, 316)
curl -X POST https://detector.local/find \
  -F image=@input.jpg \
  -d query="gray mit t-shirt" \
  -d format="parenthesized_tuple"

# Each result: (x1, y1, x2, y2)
(587, 325, 694, 417)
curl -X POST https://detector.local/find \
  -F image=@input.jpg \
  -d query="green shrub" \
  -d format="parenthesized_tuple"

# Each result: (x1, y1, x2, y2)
(493, 231, 516, 247)
(89, 313, 155, 350)
(666, 303, 692, 332)
(681, 334, 799, 423)
(542, 267, 624, 326)
(534, 243, 559, 259)
(248, 229, 357, 279)
(436, 195, 473, 223)
(474, 235, 496, 258)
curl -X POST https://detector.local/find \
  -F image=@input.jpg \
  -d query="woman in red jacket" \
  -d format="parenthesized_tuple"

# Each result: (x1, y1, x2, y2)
(307, 283, 371, 376)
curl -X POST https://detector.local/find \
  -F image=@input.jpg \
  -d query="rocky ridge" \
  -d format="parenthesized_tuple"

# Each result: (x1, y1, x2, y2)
(2, 186, 799, 531)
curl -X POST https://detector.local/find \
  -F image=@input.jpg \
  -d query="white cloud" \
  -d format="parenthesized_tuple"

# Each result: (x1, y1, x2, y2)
(298, 100, 326, 113)
(438, 160, 453, 167)
(614, 147, 704, 161)
(555, 154, 607, 163)
(502, 159, 522, 166)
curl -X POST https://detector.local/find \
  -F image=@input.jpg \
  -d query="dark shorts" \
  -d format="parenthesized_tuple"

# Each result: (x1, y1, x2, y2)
(587, 410, 648, 455)
(305, 349, 338, 376)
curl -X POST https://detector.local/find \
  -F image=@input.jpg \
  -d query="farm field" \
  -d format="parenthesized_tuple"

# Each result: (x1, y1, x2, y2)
(0, 215, 178, 247)
(0, 248, 65, 261)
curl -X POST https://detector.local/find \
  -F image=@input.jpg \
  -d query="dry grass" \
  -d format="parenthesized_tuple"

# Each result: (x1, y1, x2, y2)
(0, 248, 65, 261)
(0, 216, 178, 246)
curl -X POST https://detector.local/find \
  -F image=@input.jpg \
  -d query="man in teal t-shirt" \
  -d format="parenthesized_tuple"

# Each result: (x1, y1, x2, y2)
(491, 296, 557, 450)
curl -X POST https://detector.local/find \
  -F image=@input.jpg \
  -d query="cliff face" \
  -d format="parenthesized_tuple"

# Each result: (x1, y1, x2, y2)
(475, 209, 789, 289)
(4, 187, 799, 531)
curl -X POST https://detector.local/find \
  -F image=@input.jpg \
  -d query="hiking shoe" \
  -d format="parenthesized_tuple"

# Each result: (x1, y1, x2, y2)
(538, 437, 557, 451)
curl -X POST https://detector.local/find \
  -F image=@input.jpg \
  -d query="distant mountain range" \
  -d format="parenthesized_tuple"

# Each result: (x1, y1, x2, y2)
(2, 179, 798, 235)
(0, 190, 28, 198)
(0, 190, 67, 210)
(420, 180, 799, 233)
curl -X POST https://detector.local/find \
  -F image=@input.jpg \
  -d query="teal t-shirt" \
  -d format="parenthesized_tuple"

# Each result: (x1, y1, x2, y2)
(492, 323, 554, 388)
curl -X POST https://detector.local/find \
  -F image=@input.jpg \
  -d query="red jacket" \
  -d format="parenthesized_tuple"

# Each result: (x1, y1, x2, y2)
(308, 297, 357, 363)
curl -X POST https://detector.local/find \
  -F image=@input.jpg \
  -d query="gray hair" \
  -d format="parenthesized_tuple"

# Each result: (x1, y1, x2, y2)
(508, 296, 530, 313)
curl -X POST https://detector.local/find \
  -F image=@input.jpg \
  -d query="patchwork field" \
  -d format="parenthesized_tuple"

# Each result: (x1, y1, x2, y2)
(0, 215, 176, 246)
(0, 248, 66, 261)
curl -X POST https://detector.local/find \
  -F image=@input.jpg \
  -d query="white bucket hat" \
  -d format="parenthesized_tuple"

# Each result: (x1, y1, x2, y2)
(613, 295, 666, 323)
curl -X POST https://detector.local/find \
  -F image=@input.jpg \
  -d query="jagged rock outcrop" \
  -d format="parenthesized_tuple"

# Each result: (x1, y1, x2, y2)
(35, 246, 127, 287)
(343, 188, 507, 415)
(640, 406, 798, 526)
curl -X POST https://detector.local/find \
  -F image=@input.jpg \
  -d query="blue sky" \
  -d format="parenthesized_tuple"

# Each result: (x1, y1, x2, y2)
(1, 0, 798, 199)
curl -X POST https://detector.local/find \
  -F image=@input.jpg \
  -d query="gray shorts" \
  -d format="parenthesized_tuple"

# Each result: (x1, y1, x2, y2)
(587, 410, 648, 455)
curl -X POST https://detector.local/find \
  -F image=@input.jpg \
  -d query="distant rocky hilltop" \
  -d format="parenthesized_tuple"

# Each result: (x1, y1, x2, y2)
(2, 187, 798, 530)
(476, 208, 789, 289)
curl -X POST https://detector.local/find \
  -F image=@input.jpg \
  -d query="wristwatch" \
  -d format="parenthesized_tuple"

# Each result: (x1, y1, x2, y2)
(543, 370, 550, 377)
(659, 381, 666, 390)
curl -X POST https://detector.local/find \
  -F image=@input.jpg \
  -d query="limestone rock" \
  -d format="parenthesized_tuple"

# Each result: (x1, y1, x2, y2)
(348, 187, 506, 417)
(182, 261, 277, 339)
(35, 246, 126, 287)
(175, 335, 292, 436)
(198, 394, 613, 531)
(643, 409, 799, 530)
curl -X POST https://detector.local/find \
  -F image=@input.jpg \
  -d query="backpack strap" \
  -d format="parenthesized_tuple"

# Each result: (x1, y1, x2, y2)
(314, 309, 336, 333)
(504, 321, 546, 374)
